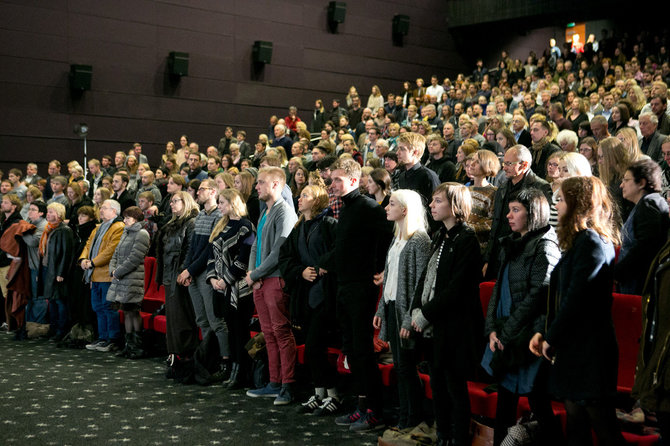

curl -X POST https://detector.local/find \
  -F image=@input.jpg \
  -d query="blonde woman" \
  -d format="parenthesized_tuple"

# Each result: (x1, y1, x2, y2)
(467, 150, 500, 253)
(206, 189, 255, 389)
(279, 185, 339, 414)
(367, 85, 384, 115)
(156, 191, 200, 378)
(373, 189, 430, 429)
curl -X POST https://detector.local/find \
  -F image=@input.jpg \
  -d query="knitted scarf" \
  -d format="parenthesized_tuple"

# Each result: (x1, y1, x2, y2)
(39, 221, 61, 257)
(531, 136, 550, 166)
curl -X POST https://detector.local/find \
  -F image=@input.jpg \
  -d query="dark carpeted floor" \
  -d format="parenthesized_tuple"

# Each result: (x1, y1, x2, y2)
(0, 333, 380, 446)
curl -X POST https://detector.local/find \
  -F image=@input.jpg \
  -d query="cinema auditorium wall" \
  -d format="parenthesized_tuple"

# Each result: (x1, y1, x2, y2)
(0, 0, 466, 172)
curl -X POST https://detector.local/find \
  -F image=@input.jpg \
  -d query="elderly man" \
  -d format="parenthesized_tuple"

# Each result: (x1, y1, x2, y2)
(639, 112, 667, 163)
(270, 123, 293, 153)
(484, 146, 552, 279)
(80, 199, 124, 352)
(22, 200, 47, 326)
(590, 115, 611, 143)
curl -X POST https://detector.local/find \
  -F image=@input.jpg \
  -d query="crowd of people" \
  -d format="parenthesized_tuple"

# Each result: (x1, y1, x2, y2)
(2, 28, 670, 446)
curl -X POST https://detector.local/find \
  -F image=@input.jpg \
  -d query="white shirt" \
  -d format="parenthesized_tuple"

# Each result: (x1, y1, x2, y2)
(383, 237, 407, 303)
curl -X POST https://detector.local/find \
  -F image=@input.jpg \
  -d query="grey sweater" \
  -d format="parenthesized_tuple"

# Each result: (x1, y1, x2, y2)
(249, 197, 297, 281)
(375, 230, 431, 349)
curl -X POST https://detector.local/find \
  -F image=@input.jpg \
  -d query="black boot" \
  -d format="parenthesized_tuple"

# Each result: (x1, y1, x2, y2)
(115, 334, 132, 357)
(224, 363, 239, 388)
(127, 332, 145, 359)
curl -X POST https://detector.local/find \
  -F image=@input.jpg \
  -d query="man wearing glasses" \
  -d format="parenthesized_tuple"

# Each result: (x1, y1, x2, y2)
(80, 200, 125, 351)
(177, 179, 225, 371)
(483, 146, 552, 279)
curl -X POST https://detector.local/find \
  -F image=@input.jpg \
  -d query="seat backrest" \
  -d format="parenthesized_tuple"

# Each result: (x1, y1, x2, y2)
(143, 256, 157, 293)
(611, 292, 642, 392)
(479, 281, 496, 317)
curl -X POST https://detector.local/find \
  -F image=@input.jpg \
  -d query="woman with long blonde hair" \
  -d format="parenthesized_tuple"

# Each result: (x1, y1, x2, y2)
(279, 184, 340, 414)
(206, 189, 255, 389)
(156, 191, 201, 379)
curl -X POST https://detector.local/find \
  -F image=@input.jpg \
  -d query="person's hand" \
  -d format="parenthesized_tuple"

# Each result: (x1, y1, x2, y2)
(529, 332, 544, 357)
(302, 267, 317, 282)
(399, 328, 411, 339)
(245, 271, 255, 287)
(177, 269, 191, 285)
(411, 321, 422, 333)
(372, 316, 382, 329)
(56, 276, 64, 282)
(489, 331, 503, 352)
(373, 271, 384, 286)
(147, 205, 158, 216)
(541, 339, 554, 362)
(216, 279, 227, 290)
(482, 263, 488, 277)
(318, 268, 327, 276)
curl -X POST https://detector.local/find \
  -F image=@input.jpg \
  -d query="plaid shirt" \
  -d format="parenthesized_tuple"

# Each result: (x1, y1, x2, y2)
(328, 190, 342, 220)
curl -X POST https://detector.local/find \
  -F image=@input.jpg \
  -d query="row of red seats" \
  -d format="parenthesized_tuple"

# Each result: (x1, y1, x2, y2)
(136, 258, 657, 444)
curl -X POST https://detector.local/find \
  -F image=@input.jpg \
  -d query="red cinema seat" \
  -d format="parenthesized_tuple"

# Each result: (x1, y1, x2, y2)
(611, 293, 643, 393)
(479, 281, 495, 317)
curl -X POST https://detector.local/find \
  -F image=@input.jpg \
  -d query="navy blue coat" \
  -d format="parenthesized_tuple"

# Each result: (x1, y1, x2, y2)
(543, 229, 619, 401)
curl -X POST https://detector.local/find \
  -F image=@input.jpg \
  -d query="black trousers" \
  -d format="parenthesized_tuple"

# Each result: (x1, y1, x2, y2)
(304, 301, 338, 389)
(219, 292, 255, 375)
(426, 338, 471, 446)
(165, 282, 199, 357)
(386, 301, 424, 427)
(563, 399, 626, 446)
(337, 282, 383, 413)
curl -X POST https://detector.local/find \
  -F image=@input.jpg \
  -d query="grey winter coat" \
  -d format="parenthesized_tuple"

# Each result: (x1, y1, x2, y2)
(107, 222, 150, 304)
(375, 231, 431, 349)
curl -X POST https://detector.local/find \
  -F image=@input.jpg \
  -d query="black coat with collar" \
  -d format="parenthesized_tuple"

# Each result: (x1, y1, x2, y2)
(484, 170, 552, 268)
(411, 223, 484, 373)
(41, 223, 75, 300)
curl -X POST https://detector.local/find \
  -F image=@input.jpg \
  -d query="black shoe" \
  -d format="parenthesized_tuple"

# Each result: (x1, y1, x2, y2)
(126, 332, 145, 359)
(13, 328, 27, 341)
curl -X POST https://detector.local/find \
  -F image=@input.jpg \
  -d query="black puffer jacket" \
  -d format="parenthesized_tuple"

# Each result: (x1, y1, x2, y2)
(485, 225, 561, 344)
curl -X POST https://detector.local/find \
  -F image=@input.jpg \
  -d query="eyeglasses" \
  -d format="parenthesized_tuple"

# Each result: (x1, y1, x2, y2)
(547, 162, 559, 168)
(170, 199, 183, 204)
(198, 187, 212, 192)
(503, 161, 520, 167)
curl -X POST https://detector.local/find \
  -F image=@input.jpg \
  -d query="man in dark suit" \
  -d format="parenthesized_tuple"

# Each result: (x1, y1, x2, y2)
(639, 112, 667, 163)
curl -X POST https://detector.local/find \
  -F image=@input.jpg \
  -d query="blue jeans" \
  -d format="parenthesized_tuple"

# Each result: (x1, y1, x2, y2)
(48, 299, 68, 335)
(90, 282, 120, 341)
(26, 268, 48, 324)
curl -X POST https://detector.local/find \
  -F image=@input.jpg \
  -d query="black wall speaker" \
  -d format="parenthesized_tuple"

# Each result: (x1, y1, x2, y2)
(69, 64, 92, 91)
(168, 52, 189, 76)
(252, 41, 273, 64)
(328, 2, 346, 24)
(392, 15, 410, 36)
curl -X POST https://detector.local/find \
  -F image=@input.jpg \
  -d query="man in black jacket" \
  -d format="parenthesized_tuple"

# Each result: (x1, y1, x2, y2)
(324, 158, 392, 432)
(111, 172, 135, 213)
(484, 146, 552, 279)
(397, 132, 441, 232)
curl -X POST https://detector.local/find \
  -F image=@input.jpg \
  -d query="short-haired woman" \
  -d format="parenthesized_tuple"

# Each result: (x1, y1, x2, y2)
(206, 189, 256, 389)
(530, 176, 626, 446)
(278, 185, 339, 414)
(615, 159, 670, 294)
(156, 191, 200, 380)
(373, 189, 430, 429)
(411, 183, 484, 446)
(483, 189, 562, 445)
(108, 206, 151, 358)
(40, 202, 76, 342)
